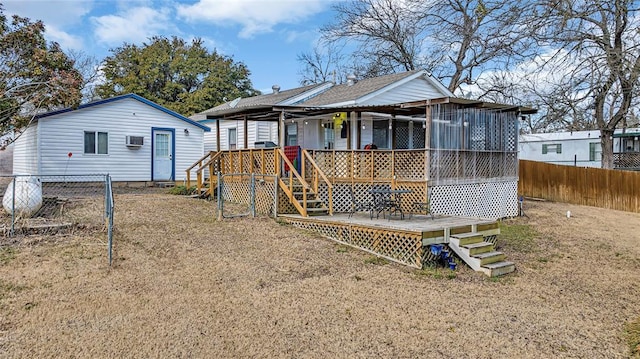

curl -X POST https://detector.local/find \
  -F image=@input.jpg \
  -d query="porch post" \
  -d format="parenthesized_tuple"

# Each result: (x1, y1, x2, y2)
(356, 112, 362, 150)
(390, 114, 396, 149)
(215, 117, 221, 152)
(279, 110, 285, 147)
(243, 114, 248, 149)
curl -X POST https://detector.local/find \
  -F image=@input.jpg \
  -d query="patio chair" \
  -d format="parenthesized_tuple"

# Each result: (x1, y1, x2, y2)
(348, 186, 371, 218)
(412, 200, 433, 219)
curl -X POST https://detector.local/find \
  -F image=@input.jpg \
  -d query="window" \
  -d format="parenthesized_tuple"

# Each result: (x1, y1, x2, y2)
(589, 142, 602, 161)
(542, 143, 562, 154)
(285, 123, 297, 146)
(228, 128, 237, 150)
(84, 131, 108, 154)
(323, 122, 334, 149)
(372, 120, 389, 149)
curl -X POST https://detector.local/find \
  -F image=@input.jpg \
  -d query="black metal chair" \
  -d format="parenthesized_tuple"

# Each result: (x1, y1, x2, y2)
(348, 186, 371, 218)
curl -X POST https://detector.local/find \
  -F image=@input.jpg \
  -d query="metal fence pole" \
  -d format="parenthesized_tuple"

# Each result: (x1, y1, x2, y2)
(10, 176, 15, 236)
(217, 172, 223, 220)
(250, 173, 256, 218)
(107, 175, 113, 266)
(273, 175, 278, 219)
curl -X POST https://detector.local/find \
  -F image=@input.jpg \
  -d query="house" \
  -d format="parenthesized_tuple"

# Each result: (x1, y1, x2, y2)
(13, 93, 210, 182)
(186, 70, 535, 275)
(519, 129, 640, 170)
(188, 70, 535, 219)
(192, 70, 455, 151)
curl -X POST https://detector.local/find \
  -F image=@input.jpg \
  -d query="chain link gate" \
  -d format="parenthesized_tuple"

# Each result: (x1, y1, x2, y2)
(0, 174, 115, 265)
(216, 173, 278, 219)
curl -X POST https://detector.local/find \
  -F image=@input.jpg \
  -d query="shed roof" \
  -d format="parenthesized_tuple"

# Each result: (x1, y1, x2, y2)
(34, 93, 211, 131)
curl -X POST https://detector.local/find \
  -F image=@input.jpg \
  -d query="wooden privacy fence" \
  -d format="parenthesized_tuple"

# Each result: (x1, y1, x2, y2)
(518, 160, 640, 213)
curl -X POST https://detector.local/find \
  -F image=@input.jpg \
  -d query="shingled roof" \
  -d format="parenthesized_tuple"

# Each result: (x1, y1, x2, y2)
(198, 82, 331, 116)
(299, 71, 421, 107)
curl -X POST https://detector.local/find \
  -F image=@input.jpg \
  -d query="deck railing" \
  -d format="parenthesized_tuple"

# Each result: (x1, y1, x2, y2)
(614, 152, 640, 170)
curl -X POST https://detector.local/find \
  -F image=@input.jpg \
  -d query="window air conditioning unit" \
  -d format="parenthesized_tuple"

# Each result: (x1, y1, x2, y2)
(126, 136, 144, 148)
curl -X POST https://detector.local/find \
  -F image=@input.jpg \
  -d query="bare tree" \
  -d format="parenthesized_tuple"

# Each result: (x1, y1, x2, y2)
(531, 0, 640, 168)
(67, 49, 102, 103)
(311, 0, 533, 94)
(297, 42, 347, 85)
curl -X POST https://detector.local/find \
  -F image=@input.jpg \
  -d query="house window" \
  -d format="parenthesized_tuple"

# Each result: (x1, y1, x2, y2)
(286, 123, 297, 146)
(542, 143, 562, 154)
(323, 122, 334, 149)
(589, 142, 602, 161)
(372, 120, 389, 149)
(84, 131, 108, 154)
(228, 128, 237, 150)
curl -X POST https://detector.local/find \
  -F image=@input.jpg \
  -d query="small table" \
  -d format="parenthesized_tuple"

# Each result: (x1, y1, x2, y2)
(369, 188, 413, 220)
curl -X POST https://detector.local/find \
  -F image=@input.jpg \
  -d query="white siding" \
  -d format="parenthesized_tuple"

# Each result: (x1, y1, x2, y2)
(12, 124, 38, 175)
(207, 120, 279, 150)
(519, 131, 602, 168)
(363, 77, 444, 105)
(36, 98, 205, 181)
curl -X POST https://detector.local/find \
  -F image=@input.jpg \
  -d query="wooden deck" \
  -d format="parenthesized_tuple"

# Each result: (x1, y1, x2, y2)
(278, 213, 500, 268)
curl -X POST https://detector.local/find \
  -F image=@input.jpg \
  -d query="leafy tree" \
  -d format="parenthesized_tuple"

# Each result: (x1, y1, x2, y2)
(97, 36, 260, 115)
(0, 6, 82, 134)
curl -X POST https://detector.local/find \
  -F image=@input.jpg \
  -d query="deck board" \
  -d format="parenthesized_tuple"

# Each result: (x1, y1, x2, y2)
(278, 213, 496, 234)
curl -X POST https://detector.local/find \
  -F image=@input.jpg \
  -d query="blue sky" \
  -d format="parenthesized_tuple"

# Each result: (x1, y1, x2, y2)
(2, 0, 336, 93)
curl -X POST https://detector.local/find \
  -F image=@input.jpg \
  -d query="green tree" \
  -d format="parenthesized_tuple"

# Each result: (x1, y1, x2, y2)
(0, 6, 82, 133)
(97, 36, 260, 115)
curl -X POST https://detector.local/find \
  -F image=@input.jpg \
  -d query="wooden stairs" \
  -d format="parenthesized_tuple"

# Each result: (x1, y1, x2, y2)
(448, 232, 515, 277)
(290, 182, 329, 216)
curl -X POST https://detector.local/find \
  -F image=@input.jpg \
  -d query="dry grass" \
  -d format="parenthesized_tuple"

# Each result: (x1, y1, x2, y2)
(0, 194, 639, 358)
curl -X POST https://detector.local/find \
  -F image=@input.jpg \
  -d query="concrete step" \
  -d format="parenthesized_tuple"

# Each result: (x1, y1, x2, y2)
(481, 261, 515, 277)
(452, 232, 485, 246)
(462, 241, 494, 255)
(472, 251, 506, 265)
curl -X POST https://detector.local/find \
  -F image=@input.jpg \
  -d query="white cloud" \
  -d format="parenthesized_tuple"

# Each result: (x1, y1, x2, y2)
(2, 0, 94, 27)
(91, 6, 175, 46)
(46, 25, 84, 51)
(176, 0, 327, 38)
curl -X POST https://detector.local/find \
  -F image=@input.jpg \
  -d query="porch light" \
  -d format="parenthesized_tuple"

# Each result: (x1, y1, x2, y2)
(422, 122, 426, 129)
(362, 124, 365, 130)
(304, 120, 308, 125)
(184, 128, 189, 136)
(388, 123, 392, 130)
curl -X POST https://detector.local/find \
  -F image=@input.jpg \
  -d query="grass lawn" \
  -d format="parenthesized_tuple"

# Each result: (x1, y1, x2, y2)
(0, 193, 639, 358)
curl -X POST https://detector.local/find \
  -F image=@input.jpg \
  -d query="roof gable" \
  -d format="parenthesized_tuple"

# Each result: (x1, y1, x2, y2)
(35, 94, 211, 131)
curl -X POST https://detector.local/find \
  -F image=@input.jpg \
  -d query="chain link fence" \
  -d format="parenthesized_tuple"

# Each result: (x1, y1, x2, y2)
(216, 173, 278, 219)
(0, 174, 114, 264)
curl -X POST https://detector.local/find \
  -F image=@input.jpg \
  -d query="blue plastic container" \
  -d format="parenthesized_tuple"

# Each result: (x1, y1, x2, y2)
(448, 261, 457, 270)
(430, 244, 443, 256)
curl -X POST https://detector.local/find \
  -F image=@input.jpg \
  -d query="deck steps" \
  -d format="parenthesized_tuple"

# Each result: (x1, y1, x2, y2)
(449, 233, 515, 277)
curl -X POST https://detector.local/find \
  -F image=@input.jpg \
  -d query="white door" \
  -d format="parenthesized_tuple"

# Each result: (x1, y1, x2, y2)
(153, 130, 173, 180)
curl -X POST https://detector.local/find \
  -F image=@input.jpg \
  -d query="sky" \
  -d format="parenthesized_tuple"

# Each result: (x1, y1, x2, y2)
(2, 0, 336, 93)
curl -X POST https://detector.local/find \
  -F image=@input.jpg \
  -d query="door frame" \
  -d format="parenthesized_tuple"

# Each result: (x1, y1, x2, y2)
(151, 127, 175, 181)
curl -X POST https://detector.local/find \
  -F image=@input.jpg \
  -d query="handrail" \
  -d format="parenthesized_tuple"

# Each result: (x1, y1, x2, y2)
(194, 151, 224, 195)
(276, 148, 311, 216)
(302, 149, 334, 215)
(186, 151, 214, 188)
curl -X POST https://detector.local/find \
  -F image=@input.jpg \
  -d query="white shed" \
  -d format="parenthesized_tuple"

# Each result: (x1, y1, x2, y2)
(12, 94, 210, 182)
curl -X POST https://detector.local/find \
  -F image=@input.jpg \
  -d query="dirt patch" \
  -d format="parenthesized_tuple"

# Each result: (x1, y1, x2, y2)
(0, 195, 638, 358)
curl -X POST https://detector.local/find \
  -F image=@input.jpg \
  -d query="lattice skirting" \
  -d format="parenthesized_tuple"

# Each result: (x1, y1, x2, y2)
(281, 218, 423, 268)
(430, 181, 518, 219)
(220, 176, 278, 216)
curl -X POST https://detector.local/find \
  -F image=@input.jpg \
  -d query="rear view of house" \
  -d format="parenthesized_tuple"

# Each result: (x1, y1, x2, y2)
(13, 94, 210, 182)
